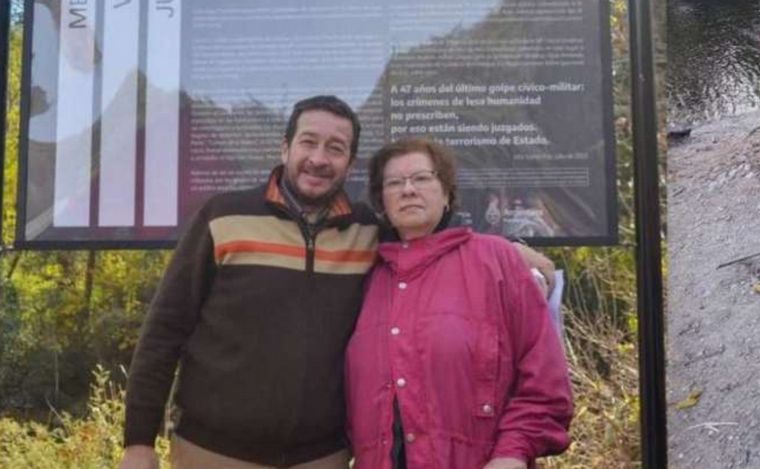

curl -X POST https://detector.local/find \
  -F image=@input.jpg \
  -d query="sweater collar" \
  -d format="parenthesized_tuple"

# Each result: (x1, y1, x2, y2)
(377, 227, 472, 278)
(264, 165, 353, 222)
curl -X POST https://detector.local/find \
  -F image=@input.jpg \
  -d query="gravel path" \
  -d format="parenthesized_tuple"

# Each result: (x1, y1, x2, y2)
(667, 111, 760, 468)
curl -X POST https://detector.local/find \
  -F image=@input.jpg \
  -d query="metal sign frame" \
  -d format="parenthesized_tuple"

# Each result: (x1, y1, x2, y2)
(14, 0, 619, 249)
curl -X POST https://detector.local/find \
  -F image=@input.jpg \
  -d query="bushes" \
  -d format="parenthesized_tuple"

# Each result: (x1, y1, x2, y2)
(0, 250, 170, 416)
(545, 305, 640, 468)
(0, 313, 639, 468)
(0, 365, 169, 468)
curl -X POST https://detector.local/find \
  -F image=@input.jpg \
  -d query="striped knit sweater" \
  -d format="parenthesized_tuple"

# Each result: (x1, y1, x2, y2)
(124, 166, 378, 465)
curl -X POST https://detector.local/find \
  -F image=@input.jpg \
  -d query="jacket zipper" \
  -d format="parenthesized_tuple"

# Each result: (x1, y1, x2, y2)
(271, 201, 319, 274)
(270, 200, 331, 275)
(296, 218, 322, 275)
(305, 231, 316, 274)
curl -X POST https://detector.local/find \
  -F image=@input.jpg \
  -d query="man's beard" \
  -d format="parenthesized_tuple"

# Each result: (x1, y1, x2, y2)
(283, 168, 347, 210)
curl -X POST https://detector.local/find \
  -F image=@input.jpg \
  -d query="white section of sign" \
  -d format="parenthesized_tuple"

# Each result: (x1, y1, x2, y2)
(53, 2, 97, 227)
(144, 0, 182, 226)
(99, 0, 141, 226)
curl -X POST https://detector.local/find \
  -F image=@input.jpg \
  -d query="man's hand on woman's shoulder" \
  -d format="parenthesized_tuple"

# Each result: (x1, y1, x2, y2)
(512, 242, 556, 297)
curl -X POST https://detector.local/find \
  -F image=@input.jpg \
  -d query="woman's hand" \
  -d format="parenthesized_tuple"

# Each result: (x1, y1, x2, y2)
(483, 457, 528, 469)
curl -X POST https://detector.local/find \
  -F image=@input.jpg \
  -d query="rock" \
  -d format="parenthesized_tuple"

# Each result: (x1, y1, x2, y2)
(668, 124, 693, 141)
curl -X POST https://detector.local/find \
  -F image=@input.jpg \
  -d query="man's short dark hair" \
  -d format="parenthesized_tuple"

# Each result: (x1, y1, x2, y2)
(284, 95, 362, 159)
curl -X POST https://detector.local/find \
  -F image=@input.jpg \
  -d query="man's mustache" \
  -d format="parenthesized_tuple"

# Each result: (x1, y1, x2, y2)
(302, 163, 334, 178)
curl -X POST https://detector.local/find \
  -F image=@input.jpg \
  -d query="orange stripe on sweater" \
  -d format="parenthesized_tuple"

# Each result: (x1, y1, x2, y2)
(216, 240, 375, 264)
(216, 240, 305, 261)
(314, 248, 375, 263)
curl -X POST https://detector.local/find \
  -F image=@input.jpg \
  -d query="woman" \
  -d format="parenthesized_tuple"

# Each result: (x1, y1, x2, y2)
(345, 137, 573, 469)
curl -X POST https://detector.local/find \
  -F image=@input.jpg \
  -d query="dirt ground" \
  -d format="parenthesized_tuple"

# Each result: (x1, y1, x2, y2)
(667, 110, 760, 468)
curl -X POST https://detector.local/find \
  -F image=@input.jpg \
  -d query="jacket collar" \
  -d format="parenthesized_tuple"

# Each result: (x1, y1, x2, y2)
(264, 165, 353, 222)
(378, 227, 472, 278)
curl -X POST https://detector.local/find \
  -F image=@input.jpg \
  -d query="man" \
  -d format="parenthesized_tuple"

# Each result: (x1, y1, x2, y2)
(119, 95, 555, 469)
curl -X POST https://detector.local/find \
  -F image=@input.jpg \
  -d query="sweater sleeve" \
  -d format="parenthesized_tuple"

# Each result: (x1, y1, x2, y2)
(490, 243, 573, 461)
(124, 206, 217, 447)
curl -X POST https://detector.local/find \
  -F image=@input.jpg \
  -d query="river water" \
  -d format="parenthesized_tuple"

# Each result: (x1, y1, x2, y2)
(668, 0, 760, 125)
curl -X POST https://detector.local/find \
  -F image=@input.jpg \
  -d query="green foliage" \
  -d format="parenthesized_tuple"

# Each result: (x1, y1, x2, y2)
(3, 22, 22, 245)
(0, 249, 170, 414)
(0, 365, 170, 468)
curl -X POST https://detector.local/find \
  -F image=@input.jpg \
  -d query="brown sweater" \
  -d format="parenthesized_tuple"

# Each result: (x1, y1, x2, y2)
(124, 167, 378, 465)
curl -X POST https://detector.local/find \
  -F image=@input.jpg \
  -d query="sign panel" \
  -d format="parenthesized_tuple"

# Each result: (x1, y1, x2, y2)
(19, 0, 616, 247)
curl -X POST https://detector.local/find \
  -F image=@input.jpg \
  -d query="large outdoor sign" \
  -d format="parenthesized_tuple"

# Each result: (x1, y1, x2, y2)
(18, 0, 616, 247)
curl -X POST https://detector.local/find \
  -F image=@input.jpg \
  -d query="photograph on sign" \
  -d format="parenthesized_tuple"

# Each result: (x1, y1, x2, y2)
(19, 0, 616, 246)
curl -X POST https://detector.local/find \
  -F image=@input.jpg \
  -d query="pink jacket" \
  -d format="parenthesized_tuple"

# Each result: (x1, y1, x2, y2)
(345, 227, 572, 469)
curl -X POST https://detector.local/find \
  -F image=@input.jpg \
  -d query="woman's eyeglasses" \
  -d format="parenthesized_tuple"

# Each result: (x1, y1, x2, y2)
(382, 170, 439, 193)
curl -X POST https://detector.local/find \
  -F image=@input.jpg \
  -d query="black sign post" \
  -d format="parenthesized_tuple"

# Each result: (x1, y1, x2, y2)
(628, 0, 666, 467)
